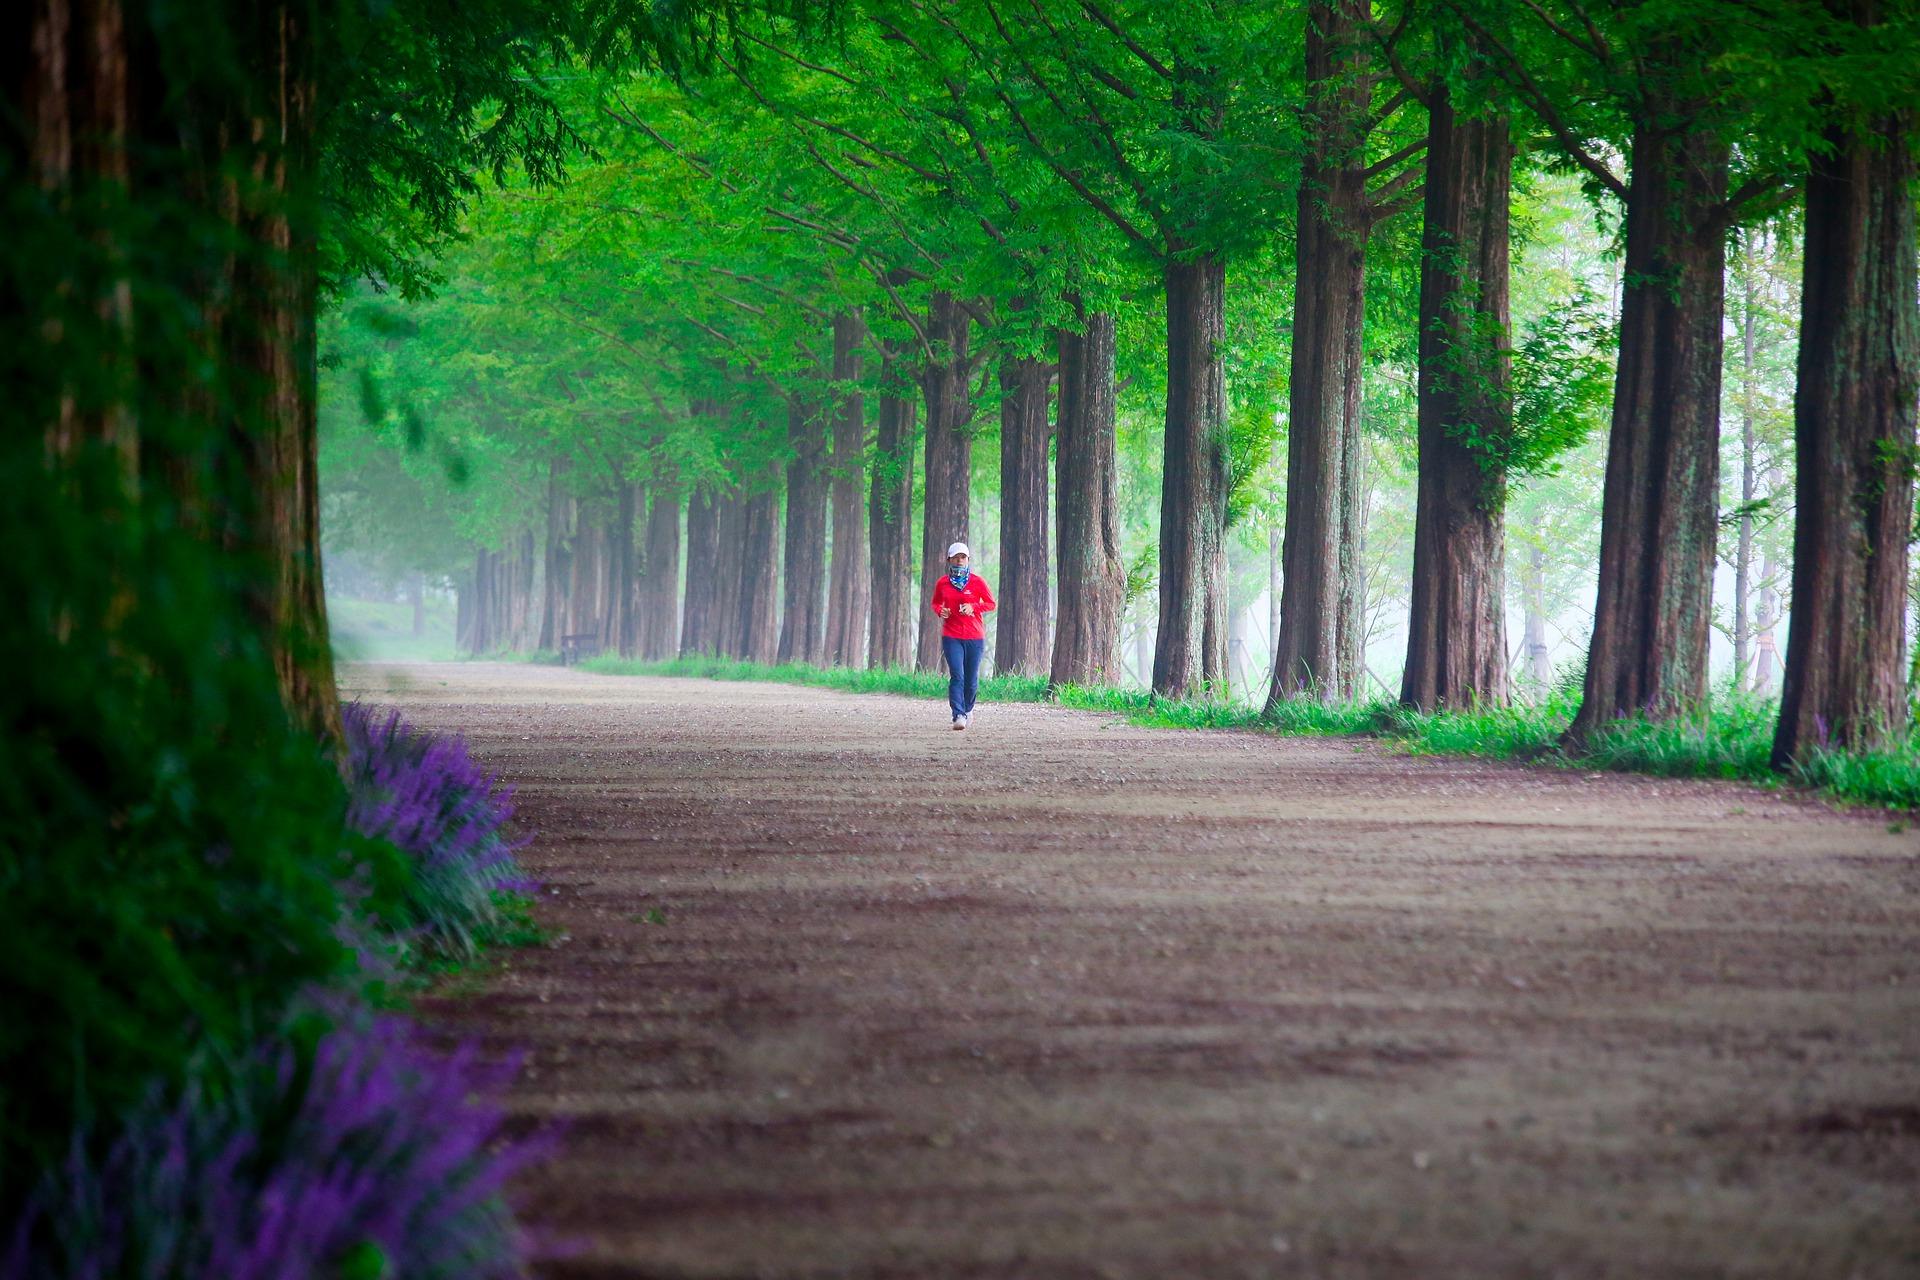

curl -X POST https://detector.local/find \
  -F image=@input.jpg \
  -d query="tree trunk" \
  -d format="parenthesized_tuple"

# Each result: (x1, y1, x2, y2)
(1773, 104, 1918, 765)
(997, 349, 1052, 676)
(1568, 122, 1728, 741)
(410, 571, 427, 637)
(713, 485, 748, 658)
(916, 292, 974, 672)
(680, 483, 722, 656)
(538, 456, 569, 652)
(1051, 308, 1125, 688)
(778, 398, 830, 664)
(1153, 253, 1230, 699)
(512, 527, 536, 650)
(637, 482, 681, 659)
(1524, 544, 1551, 686)
(465, 550, 489, 653)
(868, 339, 917, 669)
(1271, 0, 1371, 706)
(609, 477, 636, 654)
(1400, 87, 1512, 711)
(823, 311, 869, 667)
(737, 473, 782, 664)
(217, 0, 339, 742)
(566, 498, 601, 640)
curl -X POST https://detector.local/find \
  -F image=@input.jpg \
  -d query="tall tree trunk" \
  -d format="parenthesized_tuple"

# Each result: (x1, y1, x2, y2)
(916, 292, 974, 672)
(1272, 0, 1371, 706)
(537, 456, 569, 651)
(713, 485, 748, 657)
(1051, 308, 1125, 688)
(512, 528, 536, 650)
(823, 311, 869, 667)
(868, 339, 917, 669)
(680, 483, 722, 656)
(997, 348, 1052, 676)
(566, 499, 601, 640)
(465, 550, 489, 654)
(1773, 101, 1918, 765)
(637, 482, 681, 659)
(219, 0, 339, 741)
(1568, 122, 1729, 741)
(610, 476, 636, 654)
(738, 476, 782, 664)
(778, 398, 830, 664)
(1523, 544, 1551, 686)
(410, 571, 426, 637)
(1401, 85, 1512, 710)
(1153, 253, 1230, 699)
(1336, 374, 1367, 698)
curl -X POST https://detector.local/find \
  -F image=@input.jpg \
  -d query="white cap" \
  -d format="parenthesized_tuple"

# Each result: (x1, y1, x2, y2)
(947, 541, 970, 559)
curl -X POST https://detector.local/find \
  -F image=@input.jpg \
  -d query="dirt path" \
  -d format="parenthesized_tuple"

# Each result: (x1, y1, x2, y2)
(344, 662, 1920, 1280)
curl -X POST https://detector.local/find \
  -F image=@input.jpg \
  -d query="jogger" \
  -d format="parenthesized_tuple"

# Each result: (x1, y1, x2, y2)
(930, 541, 996, 730)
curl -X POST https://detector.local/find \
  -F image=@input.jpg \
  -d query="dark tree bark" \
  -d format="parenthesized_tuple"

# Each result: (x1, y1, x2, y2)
(737, 476, 782, 664)
(205, 0, 340, 741)
(823, 311, 869, 667)
(680, 483, 723, 656)
(1567, 123, 1729, 742)
(537, 456, 571, 652)
(510, 527, 536, 650)
(712, 485, 748, 657)
(463, 550, 489, 654)
(868, 339, 917, 670)
(1400, 85, 1512, 711)
(1050, 308, 1125, 688)
(778, 397, 830, 664)
(1152, 256, 1230, 698)
(1272, 0, 1372, 706)
(1773, 100, 1918, 765)
(916, 292, 974, 672)
(610, 473, 636, 654)
(996, 349, 1052, 676)
(566, 497, 603, 640)
(636, 481, 681, 660)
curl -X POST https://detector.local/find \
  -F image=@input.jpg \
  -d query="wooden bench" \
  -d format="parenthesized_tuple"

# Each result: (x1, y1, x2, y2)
(560, 633, 603, 666)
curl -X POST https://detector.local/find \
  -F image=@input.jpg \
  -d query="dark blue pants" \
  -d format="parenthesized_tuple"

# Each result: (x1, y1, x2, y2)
(942, 636, 984, 719)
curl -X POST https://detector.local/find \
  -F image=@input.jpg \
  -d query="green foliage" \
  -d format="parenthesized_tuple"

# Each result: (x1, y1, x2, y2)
(1505, 285, 1615, 478)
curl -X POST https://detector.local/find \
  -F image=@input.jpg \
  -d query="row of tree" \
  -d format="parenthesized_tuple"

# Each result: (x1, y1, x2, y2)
(319, 0, 1915, 773)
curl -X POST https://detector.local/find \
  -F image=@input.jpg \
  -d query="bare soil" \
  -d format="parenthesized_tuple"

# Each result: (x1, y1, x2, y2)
(343, 662, 1920, 1280)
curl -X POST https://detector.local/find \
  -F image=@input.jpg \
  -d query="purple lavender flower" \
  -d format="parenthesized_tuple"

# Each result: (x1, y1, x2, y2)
(342, 703, 534, 957)
(6, 1014, 548, 1280)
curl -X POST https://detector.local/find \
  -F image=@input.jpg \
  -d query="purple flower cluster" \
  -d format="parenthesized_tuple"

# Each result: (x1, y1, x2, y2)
(343, 702, 534, 957)
(6, 1014, 545, 1280)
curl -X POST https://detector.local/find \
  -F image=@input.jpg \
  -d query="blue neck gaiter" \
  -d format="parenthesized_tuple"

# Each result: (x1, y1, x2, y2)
(948, 566, 971, 590)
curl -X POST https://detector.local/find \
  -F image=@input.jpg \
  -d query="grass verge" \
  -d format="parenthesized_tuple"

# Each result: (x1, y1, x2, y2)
(577, 654, 1920, 812)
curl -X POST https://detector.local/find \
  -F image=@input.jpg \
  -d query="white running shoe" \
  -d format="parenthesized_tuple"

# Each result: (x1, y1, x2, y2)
(952, 715, 966, 730)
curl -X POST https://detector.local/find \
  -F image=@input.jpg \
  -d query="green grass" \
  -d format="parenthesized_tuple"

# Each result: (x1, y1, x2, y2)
(330, 596, 459, 663)
(572, 654, 1920, 812)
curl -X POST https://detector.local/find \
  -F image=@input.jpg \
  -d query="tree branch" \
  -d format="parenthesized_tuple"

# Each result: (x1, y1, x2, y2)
(1078, 0, 1175, 80)
(1363, 136, 1427, 180)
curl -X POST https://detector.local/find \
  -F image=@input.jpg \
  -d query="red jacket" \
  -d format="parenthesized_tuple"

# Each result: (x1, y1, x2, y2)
(930, 573, 997, 641)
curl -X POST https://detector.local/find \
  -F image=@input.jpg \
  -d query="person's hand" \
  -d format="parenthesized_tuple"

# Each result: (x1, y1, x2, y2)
(938, 606, 952, 619)
(958, 603, 973, 616)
